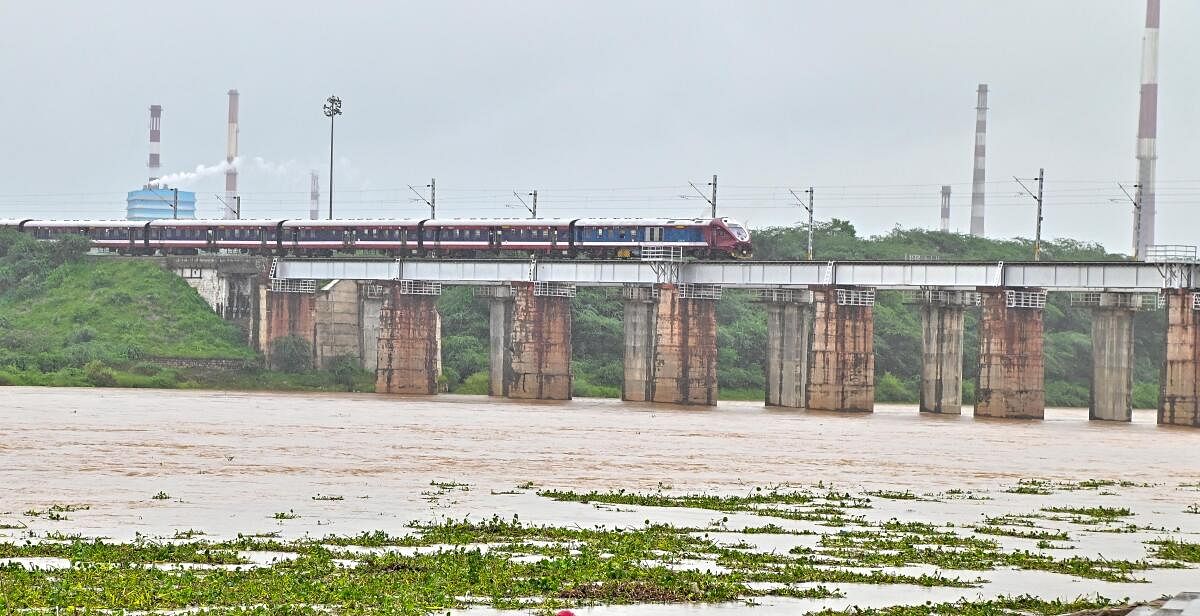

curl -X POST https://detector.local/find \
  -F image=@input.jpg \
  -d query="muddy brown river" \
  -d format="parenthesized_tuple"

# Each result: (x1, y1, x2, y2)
(2, 387, 1198, 613)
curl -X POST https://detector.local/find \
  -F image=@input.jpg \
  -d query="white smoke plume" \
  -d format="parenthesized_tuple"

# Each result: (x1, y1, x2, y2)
(149, 157, 241, 187)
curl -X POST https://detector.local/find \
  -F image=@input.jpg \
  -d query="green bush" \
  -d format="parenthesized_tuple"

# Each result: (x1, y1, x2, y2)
(83, 360, 117, 387)
(875, 372, 917, 403)
(330, 354, 360, 391)
(454, 371, 490, 395)
(1132, 381, 1158, 409)
(270, 336, 313, 373)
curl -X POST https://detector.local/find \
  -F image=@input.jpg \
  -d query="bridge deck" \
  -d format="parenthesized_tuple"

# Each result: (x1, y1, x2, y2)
(270, 259, 1199, 291)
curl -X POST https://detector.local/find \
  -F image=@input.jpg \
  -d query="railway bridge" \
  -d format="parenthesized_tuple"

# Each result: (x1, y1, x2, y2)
(170, 255, 1200, 427)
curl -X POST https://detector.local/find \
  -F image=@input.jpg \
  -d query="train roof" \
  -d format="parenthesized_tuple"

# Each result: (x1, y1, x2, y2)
(573, 217, 715, 226)
(22, 220, 147, 228)
(282, 219, 424, 228)
(149, 219, 285, 227)
(423, 218, 572, 227)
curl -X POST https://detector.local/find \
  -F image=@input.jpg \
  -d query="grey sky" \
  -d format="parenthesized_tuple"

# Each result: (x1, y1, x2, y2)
(1, 1, 1196, 254)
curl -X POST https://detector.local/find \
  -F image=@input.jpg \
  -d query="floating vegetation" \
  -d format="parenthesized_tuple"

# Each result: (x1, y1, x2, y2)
(311, 494, 344, 501)
(1041, 506, 1132, 521)
(974, 525, 1071, 542)
(429, 480, 470, 491)
(538, 487, 871, 527)
(271, 510, 300, 520)
(1004, 478, 1149, 495)
(1147, 538, 1200, 563)
(0, 518, 979, 613)
(152, 491, 171, 500)
(1186, 503, 1199, 514)
(864, 489, 931, 501)
(810, 595, 1118, 616)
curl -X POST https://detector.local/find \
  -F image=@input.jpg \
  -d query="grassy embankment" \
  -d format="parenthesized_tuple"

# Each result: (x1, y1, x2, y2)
(0, 230, 372, 391)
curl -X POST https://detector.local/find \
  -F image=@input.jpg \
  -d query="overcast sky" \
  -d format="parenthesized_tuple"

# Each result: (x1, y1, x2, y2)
(1, 1, 1197, 253)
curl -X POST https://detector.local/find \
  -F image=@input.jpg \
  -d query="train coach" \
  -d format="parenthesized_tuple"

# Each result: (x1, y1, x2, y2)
(0, 217, 752, 259)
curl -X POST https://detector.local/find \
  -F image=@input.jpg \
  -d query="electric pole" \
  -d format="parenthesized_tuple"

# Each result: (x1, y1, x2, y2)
(172, 188, 178, 220)
(1014, 169, 1045, 261)
(235, 195, 241, 220)
(1118, 182, 1143, 260)
(511, 190, 537, 218)
(710, 174, 717, 218)
(688, 174, 718, 217)
(408, 179, 437, 218)
(1035, 168, 1044, 261)
(790, 187, 814, 261)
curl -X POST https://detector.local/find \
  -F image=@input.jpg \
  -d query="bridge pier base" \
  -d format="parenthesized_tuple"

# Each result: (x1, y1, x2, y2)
(621, 287, 658, 402)
(762, 291, 813, 408)
(375, 284, 441, 395)
(919, 293, 969, 414)
(1091, 294, 1136, 422)
(806, 286, 874, 412)
(1160, 289, 1200, 426)
(975, 288, 1045, 419)
(258, 287, 318, 369)
(649, 284, 719, 405)
(488, 282, 573, 400)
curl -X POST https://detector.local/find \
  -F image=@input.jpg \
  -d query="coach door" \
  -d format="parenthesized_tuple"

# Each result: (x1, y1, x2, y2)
(647, 227, 664, 243)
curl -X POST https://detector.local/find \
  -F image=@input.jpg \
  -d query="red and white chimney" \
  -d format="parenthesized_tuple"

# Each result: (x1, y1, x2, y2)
(148, 104, 162, 185)
(1133, 0, 1160, 257)
(224, 89, 240, 219)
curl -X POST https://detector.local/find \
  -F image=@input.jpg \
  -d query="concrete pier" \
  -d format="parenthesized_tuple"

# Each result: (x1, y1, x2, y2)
(649, 284, 719, 405)
(1160, 289, 1200, 426)
(488, 282, 573, 400)
(1090, 293, 1136, 422)
(375, 284, 441, 395)
(622, 287, 658, 402)
(976, 288, 1044, 419)
(314, 280, 364, 368)
(257, 287, 317, 368)
(918, 293, 969, 414)
(762, 291, 813, 408)
(807, 286, 874, 412)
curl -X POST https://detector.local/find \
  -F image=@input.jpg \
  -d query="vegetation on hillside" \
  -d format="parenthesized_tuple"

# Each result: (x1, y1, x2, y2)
(0, 230, 371, 391)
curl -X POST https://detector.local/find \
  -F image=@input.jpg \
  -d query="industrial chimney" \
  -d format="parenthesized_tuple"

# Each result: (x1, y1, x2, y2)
(969, 84, 988, 237)
(1133, 0, 1160, 257)
(940, 185, 951, 232)
(147, 105, 162, 185)
(224, 89, 240, 219)
(310, 171, 320, 220)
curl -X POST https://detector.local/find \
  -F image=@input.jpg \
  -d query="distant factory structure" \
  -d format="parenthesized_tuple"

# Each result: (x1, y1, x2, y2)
(127, 104, 195, 220)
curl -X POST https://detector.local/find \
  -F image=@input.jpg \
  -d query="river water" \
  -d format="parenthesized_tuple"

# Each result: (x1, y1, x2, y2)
(2, 387, 1198, 613)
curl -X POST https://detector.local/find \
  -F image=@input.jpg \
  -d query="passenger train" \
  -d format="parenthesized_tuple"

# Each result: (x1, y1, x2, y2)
(0, 217, 753, 259)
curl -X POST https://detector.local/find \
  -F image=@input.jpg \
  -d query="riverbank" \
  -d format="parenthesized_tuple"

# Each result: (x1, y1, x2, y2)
(2, 388, 1196, 613)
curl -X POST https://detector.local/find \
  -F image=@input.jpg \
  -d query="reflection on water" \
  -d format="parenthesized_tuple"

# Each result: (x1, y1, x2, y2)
(1, 387, 1198, 612)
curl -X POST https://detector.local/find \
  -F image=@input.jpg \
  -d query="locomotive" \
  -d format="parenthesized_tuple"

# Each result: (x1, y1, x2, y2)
(0, 217, 753, 259)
